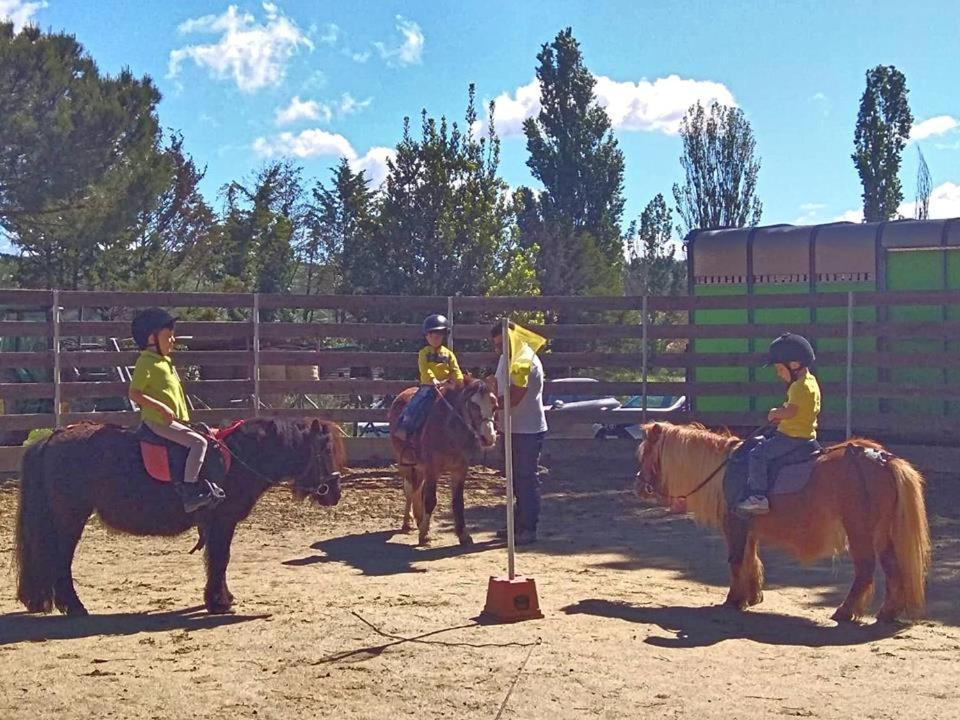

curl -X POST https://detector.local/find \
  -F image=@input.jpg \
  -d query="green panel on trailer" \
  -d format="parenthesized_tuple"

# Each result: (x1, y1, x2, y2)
(753, 283, 812, 414)
(692, 283, 749, 412)
(947, 250, 960, 415)
(813, 282, 878, 417)
(885, 250, 944, 417)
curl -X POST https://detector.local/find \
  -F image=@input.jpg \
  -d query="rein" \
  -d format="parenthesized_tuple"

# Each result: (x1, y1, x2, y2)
(209, 434, 339, 499)
(639, 423, 773, 504)
(431, 384, 488, 446)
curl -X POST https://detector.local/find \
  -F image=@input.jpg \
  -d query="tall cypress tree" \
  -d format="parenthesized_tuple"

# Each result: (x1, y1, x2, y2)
(520, 28, 626, 299)
(852, 65, 913, 222)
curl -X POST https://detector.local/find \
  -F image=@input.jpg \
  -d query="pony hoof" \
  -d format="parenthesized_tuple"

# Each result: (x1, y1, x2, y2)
(206, 603, 236, 615)
(722, 598, 747, 611)
(748, 592, 764, 607)
(458, 534, 474, 546)
(831, 608, 854, 623)
(875, 609, 900, 623)
(61, 605, 89, 617)
(400, 522, 412, 533)
(417, 535, 431, 546)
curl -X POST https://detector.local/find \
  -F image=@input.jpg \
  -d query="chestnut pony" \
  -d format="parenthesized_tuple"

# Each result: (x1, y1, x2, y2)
(635, 421, 931, 622)
(388, 377, 498, 545)
(14, 418, 345, 616)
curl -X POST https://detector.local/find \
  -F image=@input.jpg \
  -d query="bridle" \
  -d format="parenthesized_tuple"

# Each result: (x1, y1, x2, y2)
(211, 431, 341, 500)
(432, 383, 497, 447)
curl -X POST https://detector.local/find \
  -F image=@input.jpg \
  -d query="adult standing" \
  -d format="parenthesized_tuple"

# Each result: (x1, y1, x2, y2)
(490, 321, 548, 545)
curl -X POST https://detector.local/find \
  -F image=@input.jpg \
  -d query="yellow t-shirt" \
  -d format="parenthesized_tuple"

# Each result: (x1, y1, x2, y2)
(130, 350, 191, 424)
(418, 345, 463, 385)
(778, 371, 820, 440)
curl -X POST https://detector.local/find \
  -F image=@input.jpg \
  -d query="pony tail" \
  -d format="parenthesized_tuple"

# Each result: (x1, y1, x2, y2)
(14, 439, 57, 613)
(887, 457, 931, 615)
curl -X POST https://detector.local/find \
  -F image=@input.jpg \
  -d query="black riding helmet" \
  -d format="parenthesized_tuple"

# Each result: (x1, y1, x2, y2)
(132, 307, 178, 351)
(422, 314, 451, 334)
(764, 332, 815, 368)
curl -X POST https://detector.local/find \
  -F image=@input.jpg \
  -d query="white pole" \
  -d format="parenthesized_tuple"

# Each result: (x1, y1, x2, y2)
(447, 296, 454, 352)
(845, 291, 854, 440)
(502, 317, 516, 580)
(641, 294, 649, 424)
(52, 290, 62, 428)
(253, 293, 261, 417)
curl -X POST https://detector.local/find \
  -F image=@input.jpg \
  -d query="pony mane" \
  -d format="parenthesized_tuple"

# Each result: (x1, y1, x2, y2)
(651, 421, 740, 527)
(236, 417, 346, 471)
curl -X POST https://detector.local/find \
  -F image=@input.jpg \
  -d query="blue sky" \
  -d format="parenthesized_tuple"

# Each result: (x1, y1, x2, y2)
(5, 0, 960, 236)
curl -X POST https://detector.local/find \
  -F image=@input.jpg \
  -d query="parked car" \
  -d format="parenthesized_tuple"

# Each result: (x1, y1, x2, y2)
(543, 378, 621, 439)
(356, 395, 394, 438)
(592, 393, 686, 440)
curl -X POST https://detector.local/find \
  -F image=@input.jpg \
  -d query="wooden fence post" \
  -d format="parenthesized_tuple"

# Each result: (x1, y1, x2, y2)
(641, 294, 648, 424)
(846, 291, 854, 439)
(52, 289, 62, 429)
(447, 296, 454, 351)
(253, 293, 261, 417)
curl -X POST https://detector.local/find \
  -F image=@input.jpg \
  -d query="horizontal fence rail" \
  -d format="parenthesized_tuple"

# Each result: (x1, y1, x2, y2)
(1, 288, 958, 442)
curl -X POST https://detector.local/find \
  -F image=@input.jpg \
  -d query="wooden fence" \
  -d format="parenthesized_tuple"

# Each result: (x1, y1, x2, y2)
(1, 288, 958, 443)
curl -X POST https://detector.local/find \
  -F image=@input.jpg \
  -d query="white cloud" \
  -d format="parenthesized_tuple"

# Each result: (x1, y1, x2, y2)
(317, 22, 339, 45)
(169, 3, 313, 93)
(349, 50, 371, 63)
(275, 93, 371, 126)
(489, 79, 541, 137)
(488, 74, 736, 138)
(0, 0, 46, 31)
(350, 146, 396, 188)
(338, 92, 372, 116)
(275, 96, 330, 125)
(252, 134, 394, 187)
(374, 15, 424, 67)
(910, 115, 959, 142)
(830, 182, 960, 223)
(792, 202, 828, 225)
(253, 129, 356, 159)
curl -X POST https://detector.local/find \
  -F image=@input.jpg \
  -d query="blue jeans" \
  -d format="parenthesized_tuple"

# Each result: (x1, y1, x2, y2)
(511, 432, 546, 532)
(746, 432, 818, 496)
(399, 385, 435, 435)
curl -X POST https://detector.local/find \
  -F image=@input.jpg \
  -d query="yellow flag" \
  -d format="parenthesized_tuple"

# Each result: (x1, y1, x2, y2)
(507, 323, 547, 388)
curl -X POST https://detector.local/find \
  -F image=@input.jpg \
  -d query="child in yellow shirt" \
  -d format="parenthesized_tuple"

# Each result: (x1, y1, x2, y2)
(738, 333, 821, 515)
(395, 314, 464, 440)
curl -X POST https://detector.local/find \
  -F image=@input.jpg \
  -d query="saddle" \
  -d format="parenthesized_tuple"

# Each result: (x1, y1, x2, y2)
(723, 435, 823, 511)
(136, 421, 243, 484)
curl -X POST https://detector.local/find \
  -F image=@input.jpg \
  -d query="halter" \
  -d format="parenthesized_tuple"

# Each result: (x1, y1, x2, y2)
(211, 429, 341, 501)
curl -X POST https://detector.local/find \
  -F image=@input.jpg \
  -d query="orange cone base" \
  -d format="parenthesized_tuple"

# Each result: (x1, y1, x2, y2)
(482, 575, 544, 623)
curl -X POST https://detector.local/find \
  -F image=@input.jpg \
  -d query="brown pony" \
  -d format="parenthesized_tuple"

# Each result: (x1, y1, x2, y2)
(14, 418, 345, 616)
(635, 422, 931, 622)
(388, 378, 498, 545)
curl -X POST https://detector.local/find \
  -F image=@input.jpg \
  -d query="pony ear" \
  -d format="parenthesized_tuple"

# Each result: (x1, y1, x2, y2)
(310, 418, 322, 435)
(267, 420, 279, 436)
(644, 422, 663, 442)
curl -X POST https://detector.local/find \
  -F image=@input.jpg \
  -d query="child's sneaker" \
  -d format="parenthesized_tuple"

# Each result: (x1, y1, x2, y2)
(737, 495, 770, 515)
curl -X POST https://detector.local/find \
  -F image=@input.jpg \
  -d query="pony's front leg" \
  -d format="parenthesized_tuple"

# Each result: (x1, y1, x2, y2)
(204, 519, 238, 614)
(723, 517, 763, 609)
(451, 463, 472, 546)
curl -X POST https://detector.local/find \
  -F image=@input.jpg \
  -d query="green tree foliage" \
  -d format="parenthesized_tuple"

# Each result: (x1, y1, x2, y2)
(625, 194, 685, 297)
(372, 86, 511, 297)
(120, 133, 216, 291)
(852, 65, 913, 223)
(519, 28, 626, 298)
(0, 23, 166, 288)
(210, 162, 304, 316)
(672, 101, 762, 237)
(308, 158, 378, 296)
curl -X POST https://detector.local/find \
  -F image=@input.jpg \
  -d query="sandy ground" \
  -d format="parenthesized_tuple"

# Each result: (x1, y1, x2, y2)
(0, 454, 958, 720)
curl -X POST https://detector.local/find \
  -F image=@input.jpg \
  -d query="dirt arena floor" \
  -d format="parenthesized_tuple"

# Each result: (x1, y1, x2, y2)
(1, 451, 958, 720)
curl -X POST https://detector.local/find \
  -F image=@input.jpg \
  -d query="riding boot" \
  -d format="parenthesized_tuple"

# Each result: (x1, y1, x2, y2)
(176, 480, 215, 513)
